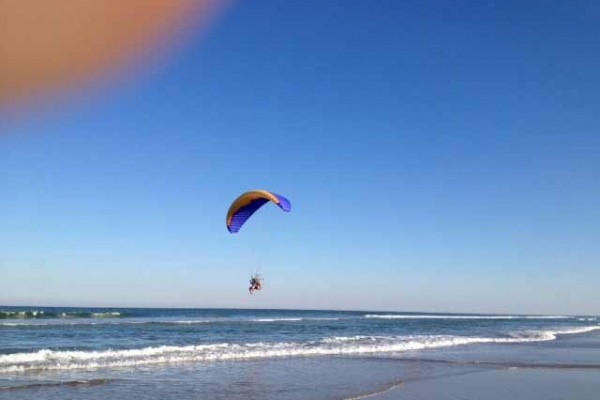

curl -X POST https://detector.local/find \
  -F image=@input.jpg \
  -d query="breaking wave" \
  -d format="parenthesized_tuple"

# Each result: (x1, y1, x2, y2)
(251, 317, 339, 322)
(363, 314, 570, 320)
(252, 318, 304, 322)
(1, 326, 597, 374)
(1, 317, 343, 328)
(0, 310, 122, 319)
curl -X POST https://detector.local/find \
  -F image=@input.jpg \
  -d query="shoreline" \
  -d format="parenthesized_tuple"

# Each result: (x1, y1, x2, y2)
(359, 329, 600, 400)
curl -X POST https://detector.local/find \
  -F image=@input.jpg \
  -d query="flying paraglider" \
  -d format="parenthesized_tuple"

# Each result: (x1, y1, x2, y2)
(226, 190, 291, 294)
(226, 190, 291, 233)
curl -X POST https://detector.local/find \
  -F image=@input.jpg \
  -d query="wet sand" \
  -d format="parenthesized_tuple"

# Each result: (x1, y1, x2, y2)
(369, 330, 600, 400)
(376, 367, 599, 400)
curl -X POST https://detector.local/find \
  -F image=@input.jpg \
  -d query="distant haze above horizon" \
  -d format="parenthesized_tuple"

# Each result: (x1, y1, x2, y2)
(2, 1, 599, 315)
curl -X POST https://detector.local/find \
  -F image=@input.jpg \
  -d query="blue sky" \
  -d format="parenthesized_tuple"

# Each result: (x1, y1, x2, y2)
(1, 1, 599, 314)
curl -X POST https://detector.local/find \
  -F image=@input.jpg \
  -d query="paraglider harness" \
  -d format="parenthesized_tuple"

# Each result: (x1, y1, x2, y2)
(249, 274, 263, 294)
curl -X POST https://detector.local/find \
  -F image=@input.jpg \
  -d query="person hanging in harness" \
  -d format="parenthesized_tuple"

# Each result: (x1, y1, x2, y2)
(248, 275, 263, 294)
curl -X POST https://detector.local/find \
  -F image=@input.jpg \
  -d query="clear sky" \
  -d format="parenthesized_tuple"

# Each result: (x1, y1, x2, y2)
(1, 1, 599, 314)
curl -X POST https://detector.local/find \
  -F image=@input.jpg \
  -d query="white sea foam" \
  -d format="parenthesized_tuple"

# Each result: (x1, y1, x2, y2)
(1, 326, 597, 374)
(253, 318, 304, 322)
(91, 312, 121, 318)
(545, 326, 600, 336)
(0, 310, 122, 319)
(171, 320, 210, 324)
(0, 317, 343, 328)
(0, 319, 212, 327)
(308, 317, 341, 321)
(321, 336, 384, 344)
(0, 310, 45, 318)
(253, 317, 339, 322)
(363, 314, 570, 320)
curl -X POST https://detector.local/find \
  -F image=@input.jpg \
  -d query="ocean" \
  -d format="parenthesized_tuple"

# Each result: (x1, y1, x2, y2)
(1, 307, 599, 399)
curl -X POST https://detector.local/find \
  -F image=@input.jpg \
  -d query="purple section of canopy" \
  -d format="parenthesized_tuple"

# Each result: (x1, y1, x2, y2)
(228, 198, 269, 233)
(273, 193, 291, 212)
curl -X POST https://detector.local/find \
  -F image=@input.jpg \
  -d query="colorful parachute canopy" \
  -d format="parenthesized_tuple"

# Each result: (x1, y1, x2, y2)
(226, 190, 291, 233)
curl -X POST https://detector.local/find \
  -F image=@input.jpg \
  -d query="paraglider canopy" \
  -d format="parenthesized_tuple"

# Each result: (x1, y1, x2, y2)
(226, 190, 291, 233)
